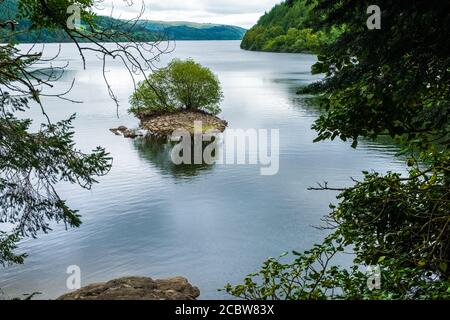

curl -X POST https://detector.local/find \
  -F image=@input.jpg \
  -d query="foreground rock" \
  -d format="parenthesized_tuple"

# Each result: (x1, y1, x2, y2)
(57, 276, 200, 300)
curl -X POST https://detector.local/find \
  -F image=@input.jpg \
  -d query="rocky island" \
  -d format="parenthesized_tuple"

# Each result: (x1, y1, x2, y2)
(111, 110, 227, 139)
(139, 110, 228, 136)
(111, 58, 227, 139)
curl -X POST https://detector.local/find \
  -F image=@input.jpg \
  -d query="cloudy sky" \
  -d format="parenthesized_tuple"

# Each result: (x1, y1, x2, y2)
(97, 0, 282, 28)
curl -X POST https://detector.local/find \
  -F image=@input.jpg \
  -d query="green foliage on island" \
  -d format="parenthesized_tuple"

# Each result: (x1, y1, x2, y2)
(129, 59, 223, 116)
(227, 0, 450, 300)
(241, 0, 340, 53)
(0, 0, 246, 43)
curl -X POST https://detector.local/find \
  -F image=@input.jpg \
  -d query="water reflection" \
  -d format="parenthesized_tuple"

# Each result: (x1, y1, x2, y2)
(133, 135, 217, 179)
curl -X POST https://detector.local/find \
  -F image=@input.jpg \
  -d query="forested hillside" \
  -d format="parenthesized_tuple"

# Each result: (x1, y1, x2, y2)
(241, 0, 339, 53)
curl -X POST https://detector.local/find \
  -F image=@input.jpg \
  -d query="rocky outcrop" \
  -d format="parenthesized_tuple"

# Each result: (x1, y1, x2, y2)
(57, 276, 200, 300)
(140, 111, 228, 137)
(110, 126, 144, 139)
(110, 111, 228, 139)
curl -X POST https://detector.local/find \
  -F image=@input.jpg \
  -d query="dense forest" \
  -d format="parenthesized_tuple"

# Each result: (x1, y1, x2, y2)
(241, 0, 339, 53)
(0, 0, 246, 43)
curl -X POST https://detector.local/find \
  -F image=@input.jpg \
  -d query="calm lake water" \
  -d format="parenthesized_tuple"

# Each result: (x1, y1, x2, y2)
(0, 41, 405, 299)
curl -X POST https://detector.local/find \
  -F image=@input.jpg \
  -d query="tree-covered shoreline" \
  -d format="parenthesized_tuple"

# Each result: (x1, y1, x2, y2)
(240, 0, 340, 54)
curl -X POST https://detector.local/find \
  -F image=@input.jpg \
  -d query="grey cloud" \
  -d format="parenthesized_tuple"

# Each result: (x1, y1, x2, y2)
(97, 0, 281, 27)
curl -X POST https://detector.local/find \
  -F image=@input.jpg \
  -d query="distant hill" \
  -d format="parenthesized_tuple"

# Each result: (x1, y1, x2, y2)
(137, 21, 247, 41)
(0, 0, 246, 43)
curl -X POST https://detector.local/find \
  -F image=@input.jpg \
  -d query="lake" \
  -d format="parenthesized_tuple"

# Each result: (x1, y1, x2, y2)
(0, 41, 405, 299)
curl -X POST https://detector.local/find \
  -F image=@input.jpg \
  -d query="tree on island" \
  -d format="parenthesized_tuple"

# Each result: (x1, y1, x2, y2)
(129, 59, 224, 117)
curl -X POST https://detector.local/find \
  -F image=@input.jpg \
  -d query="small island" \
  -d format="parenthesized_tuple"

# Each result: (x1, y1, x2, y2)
(112, 59, 228, 138)
(138, 110, 228, 136)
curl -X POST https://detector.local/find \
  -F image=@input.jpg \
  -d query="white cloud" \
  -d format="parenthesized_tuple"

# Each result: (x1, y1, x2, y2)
(94, 0, 282, 28)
